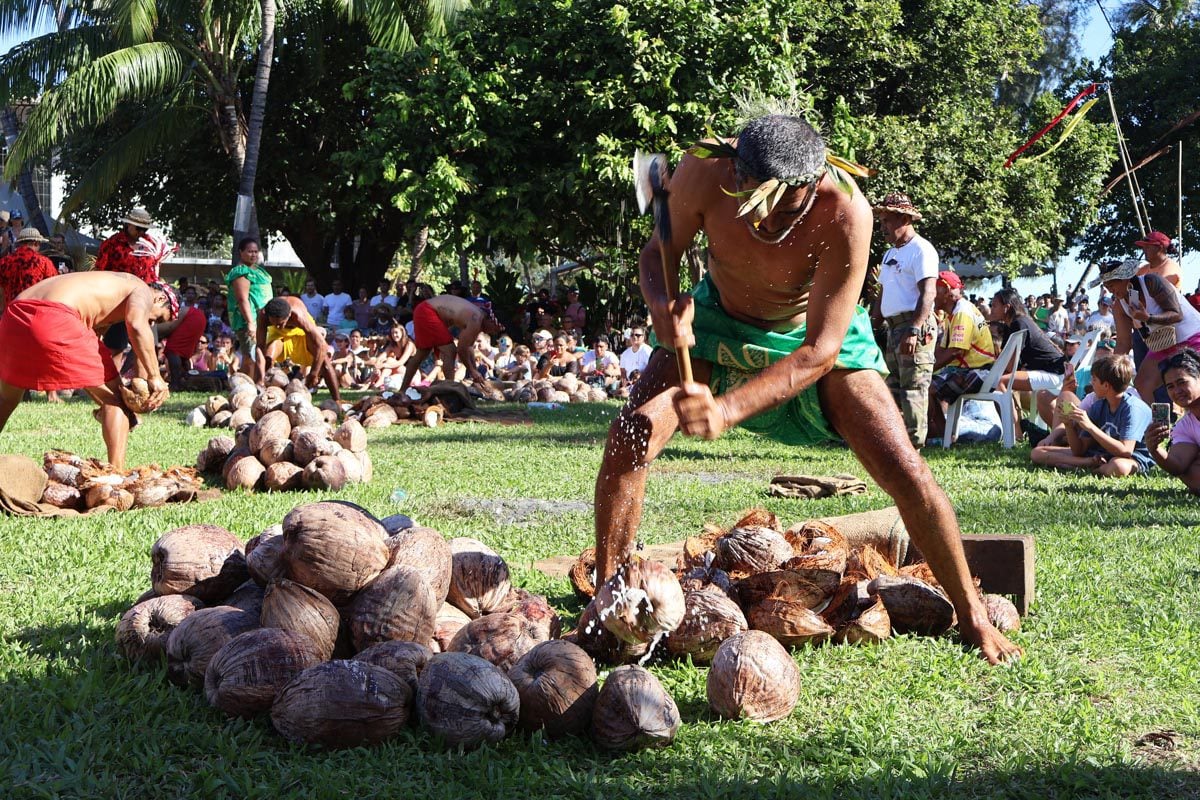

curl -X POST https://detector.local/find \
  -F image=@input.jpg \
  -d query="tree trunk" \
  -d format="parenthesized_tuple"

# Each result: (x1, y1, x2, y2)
(231, 0, 276, 260)
(409, 225, 428, 281)
(1, 109, 52, 235)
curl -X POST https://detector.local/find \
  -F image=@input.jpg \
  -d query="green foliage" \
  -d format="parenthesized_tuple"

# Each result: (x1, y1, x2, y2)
(484, 259, 527, 330)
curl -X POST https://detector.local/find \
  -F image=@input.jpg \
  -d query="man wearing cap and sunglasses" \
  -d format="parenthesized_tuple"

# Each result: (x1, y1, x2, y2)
(0, 271, 177, 468)
(872, 192, 939, 448)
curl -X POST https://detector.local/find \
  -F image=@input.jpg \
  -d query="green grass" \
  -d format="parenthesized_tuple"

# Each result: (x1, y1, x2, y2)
(0, 392, 1198, 799)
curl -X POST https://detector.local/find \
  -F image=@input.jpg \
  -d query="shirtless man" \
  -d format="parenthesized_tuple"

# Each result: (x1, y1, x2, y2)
(256, 296, 342, 402)
(0, 271, 177, 468)
(593, 114, 1020, 665)
(397, 294, 504, 394)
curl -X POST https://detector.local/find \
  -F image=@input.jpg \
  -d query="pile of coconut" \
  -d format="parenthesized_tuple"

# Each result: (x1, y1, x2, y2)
(184, 370, 342, 431)
(40, 450, 204, 511)
(501, 373, 608, 404)
(191, 375, 372, 492)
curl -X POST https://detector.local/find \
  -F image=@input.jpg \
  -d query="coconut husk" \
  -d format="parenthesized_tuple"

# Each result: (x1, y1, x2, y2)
(150, 524, 248, 602)
(115, 594, 205, 661)
(446, 538, 511, 619)
(834, 597, 892, 645)
(707, 630, 800, 722)
(819, 577, 874, 629)
(676, 563, 737, 600)
(509, 640, 597, 738)
(983, 593, 1021, 632)
(783, 519, 850, 575)
(45, 461, 82, 487)
(735, 568, 840, 611)
(272, 660, 413, 749)
(349, 564, 438, 651)
(716, 526, 794, 575)
(165, 606, 259, 688)
(416, 652, 519, 748)
(385, 526, 451, 605)
(745, 597, 834, 647)
(225, 455, 266, 491)
(131, 480, 174, 509)
(665, 588, 748, 665)
(678, 525, 723, 571)
(353, 641, 432, 693)
(264, 462, 304, 492)
(496, 589, 562, 642)
(41, 482, 82, 509)
(569, 548, 597, 600)
(593, 558, 686, 645)
(302, 455, 347, 491)
(262, 579, 341, 660)
(118, 377, 155, 413)
(567, 598, 650, 666)
(448, 613, 540, 672)
(205, 628, 325, 718)
(333, 419, 367, 453)
(898, 560, 941, 588)
(591, 665, 680, 751)
(431, 602, 471, 652)
(867, 575, 954, 636)
(281, 501, 389, 604)
(847, 544, 900, 581)
(83, 483, 134, 510)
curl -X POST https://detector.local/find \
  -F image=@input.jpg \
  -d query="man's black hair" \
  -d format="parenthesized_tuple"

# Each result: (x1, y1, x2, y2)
(735, 115, 825, 184)
(592, 334, 610, 347)
(264, 297, 291, 320)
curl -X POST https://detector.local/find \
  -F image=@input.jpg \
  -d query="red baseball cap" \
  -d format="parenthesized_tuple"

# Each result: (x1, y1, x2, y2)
(936, 270, 963, 290)
(1135, 230, 1171, 249)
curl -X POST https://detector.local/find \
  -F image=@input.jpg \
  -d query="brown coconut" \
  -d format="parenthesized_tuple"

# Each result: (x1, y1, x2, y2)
(349, 564, 438, 651)
(706, 630, 800, 722)
(272, 660, 413, 748)
(665, 588, 748, 665)
(225, 455, 266, 491)
(386, 527, 452, 606)
(229, 386, 257, 410)
(333, 419, 367, 453)
(200, 436, 235, 474)
(334, 449, 363, 484)
(593, 558, 686, 645)
(501, 590, 562, 642)
(132, 481, 174, 509)
(150, 524, 248, 602)
(448, 613, 540, 672)
(208, 409, 234, 428)
(983, 593, 1021, 632)
(115, 594, 205, 661)
(251, 386, 287, 420)
(204, 395, 229, 418)
(415, 652, 519, 748)
(591, 665, 680, 751)
(446, 537, 511, 618)
(204, 628, 325, 718)
(41, 482, 82, 509)
(716, 526, 794, 575)
(745, 596, 835, 647)
(568, 548, 597, 599)
(165, 606, 259, 688)
(431, 602, 471, 652)
(508, 640, 597, 738)
(784, 519, 850, 575)
(258, 438, 294, 466)
(361, 404, 398, 429)
(289, 403, 326, 430)
(568, 599, 650, 665)
(222, 580, 267, 617)
(229, 407, 255, 428)
(353, 641, 432, 692)
(834, 597, 892, 645)
(868, 575, 955, 636)
(264, 462, 304, 492)
(221, 445, 253, 482)
(736, 568, 840, 611)
(45, 461, 82, 487)
(83, 483, 134, 510)
(281, 501, 388, 604)
(357, 451, 374, 483)
(262, 579, 341, 660)
(289, 427, 327, 467)
(302, 455, 347, 491)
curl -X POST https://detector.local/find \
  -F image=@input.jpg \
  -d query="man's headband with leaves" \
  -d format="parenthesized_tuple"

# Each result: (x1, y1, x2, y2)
(688, 127, 874, 227)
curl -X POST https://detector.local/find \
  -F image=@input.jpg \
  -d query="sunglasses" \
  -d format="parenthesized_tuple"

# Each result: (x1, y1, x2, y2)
(199, 338, 209, 344)
(631, 333, 645, 337)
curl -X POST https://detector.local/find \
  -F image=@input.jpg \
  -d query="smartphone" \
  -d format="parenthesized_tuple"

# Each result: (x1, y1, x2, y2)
(1063, 362, 1075, 379)
(1152, 403, 1172, 427)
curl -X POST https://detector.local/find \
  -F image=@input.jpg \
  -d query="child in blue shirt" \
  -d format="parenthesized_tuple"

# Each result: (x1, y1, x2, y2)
(1031, 354, 1154, 476)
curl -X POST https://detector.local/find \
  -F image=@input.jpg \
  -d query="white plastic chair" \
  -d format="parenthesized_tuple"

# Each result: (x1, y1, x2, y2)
(1069, 329, 1100, 373)
(943, 329, 1026, 449)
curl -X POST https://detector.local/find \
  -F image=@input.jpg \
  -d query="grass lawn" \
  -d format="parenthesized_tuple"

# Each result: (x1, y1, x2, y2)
(0, 391, 1198, 799)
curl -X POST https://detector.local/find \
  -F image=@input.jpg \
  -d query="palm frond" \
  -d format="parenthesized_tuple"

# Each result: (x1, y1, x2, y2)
(107, 0, 159, 45)
(332, 0, 466, 52)
(0, 24, 113, 101)
(60, 104, 203, 218)
(0, 0, 92, 40)
(4, 42, 188, 179)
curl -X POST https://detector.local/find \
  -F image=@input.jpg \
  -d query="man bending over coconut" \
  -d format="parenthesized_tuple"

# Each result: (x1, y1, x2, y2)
(593, 114, 1021, 665)
(0, 271, 178, 469)
(257, 296, 342, 403)
(396, 294, 504, 395)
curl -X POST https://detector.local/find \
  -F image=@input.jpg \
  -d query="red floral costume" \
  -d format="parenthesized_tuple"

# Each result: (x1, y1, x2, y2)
(0, 247, 58, 306)
(94, 232, 162, 283)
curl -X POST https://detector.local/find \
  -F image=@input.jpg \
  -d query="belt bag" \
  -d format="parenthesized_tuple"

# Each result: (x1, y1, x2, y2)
(1144, 325, 1177, 352)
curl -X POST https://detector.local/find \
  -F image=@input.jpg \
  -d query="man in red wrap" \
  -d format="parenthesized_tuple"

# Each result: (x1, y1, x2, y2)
(397, 294, 503, 395)
(94, 207, 174, 371)
(0, 272, 179, 469)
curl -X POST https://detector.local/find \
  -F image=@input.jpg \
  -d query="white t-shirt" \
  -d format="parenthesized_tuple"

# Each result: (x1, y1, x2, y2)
(1048, 307, 1069, 336)
(370, 294, 399, 307)
(300, 292, 325, 320)
(1087, 310, 1115, 332)
(323, 292, 352, 323)
(619, 344, 651, 375)
(581, 350, 619, 372)
(878, 234, 939, 318)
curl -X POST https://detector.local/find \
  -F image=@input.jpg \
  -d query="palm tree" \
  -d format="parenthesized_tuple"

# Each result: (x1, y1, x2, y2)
(1114, 0, 1198, 28)
(0, 0, 466, 244)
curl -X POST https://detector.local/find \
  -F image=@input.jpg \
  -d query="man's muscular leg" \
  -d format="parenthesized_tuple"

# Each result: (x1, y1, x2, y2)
(85, 381, 132, 469)
(818, 368, 1022, 665)
(0, 380, 25, 432)
(594, 349, 711, 583)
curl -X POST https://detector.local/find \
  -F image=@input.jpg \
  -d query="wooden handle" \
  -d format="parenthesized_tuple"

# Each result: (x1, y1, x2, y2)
(657, 237, 693, 384)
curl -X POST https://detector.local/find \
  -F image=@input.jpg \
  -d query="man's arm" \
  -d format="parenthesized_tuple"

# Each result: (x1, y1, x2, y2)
(456, 318, 487, 383)
(255, 309, 271, 368)
(1113, 302, 1133, 355)
(123, 288, 169, 405)
(297, 315, 331, 383)
(1135, 274, 1183, 328)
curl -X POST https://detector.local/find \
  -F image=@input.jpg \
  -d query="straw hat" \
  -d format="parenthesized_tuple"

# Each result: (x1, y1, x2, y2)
(1088, 258, 1141, 288)
(121, 207, 154, 228)
(15, 227, 45, 245)
(871, 192, 923, 221)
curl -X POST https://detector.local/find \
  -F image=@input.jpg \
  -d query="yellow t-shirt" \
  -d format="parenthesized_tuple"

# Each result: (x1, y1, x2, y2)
(939, 300, 996, 369)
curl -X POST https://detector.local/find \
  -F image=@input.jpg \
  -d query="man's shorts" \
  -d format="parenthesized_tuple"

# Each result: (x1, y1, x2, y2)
(266, 325, 313, 368)
(0, 299, 117, 390)
(412, 301, 454, 350)
(931, 366, 987, 403)
(654, 275, 888, 446)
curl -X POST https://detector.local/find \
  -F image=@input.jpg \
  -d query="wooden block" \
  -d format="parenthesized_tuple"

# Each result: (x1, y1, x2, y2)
(908, 534, 1036, 616)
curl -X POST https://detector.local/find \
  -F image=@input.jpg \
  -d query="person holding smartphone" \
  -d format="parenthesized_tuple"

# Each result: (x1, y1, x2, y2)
(1145, 348, 1200, 493)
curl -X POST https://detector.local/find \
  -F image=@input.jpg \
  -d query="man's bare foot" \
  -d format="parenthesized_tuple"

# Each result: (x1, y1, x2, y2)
(46, 391, 63, 404)
(960, 614, 1023, 665)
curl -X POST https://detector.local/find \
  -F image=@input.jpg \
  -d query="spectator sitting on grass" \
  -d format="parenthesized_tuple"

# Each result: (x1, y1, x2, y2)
(1145, 348, 1200, 493)
(1030, 354, 1154, 477)
(498, 344, 534, 382)
(335, 303, 358, 333)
